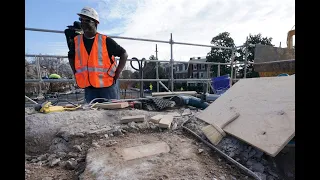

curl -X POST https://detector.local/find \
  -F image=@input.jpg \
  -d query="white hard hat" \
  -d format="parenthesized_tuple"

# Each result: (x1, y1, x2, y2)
(77, 7, 99, 23)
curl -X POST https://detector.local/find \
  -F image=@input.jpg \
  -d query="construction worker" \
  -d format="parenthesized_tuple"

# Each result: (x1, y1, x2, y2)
(66, 7, 128, 103)
(149, 83, 153, 91)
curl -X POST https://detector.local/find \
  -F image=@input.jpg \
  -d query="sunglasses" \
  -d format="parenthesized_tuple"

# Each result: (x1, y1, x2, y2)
(79, 17, 95, 23)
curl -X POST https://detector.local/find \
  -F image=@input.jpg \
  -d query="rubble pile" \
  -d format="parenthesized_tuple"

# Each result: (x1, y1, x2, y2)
(184, 115, 295, 180)
(25, 106, 294, 180)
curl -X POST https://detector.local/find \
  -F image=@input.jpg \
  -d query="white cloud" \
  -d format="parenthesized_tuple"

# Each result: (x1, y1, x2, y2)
(94, 0, 295, 62)
(37, 0, 295, 63)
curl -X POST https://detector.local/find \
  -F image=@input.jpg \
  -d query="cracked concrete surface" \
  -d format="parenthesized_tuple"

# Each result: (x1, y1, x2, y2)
(25, 108, 294, 180)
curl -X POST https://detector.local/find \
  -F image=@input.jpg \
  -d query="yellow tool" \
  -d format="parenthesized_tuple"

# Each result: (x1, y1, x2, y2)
(39, 101, 81, 114)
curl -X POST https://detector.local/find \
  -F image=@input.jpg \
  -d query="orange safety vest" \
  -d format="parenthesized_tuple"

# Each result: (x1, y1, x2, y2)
(74, 33, 117, 88)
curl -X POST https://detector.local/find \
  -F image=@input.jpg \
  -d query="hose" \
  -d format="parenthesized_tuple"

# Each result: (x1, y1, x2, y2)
(88, 98, 110, 106)
(181, 118, 261, 180)
(130, 57, 147, 97)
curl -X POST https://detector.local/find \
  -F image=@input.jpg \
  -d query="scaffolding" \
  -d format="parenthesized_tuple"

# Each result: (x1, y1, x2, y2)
(25, 27, 250, 97)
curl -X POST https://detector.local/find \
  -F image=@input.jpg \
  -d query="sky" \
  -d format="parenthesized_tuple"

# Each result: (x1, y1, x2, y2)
(25, 0, 295, 63)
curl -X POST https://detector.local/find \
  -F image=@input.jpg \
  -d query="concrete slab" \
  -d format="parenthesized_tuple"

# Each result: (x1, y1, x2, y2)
(120, 115, 145, 124)
(150, 114, 163, 124)
(196, 76, 295, 157)
(158, 115, 174, 129)
(122, 141, 170, 161)
(79, 133, 248, 180)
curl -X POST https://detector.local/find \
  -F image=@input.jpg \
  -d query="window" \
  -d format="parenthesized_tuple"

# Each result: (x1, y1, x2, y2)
(193, 72, 197, 78)
(193, 64, 197, 70)
(199, 72, 204, 78)
(201, 64, 205, 70)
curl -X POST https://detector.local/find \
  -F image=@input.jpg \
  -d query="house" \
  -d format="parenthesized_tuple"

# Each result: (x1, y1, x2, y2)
(187, 57, 213, 87)
(162, 57, 213, 88)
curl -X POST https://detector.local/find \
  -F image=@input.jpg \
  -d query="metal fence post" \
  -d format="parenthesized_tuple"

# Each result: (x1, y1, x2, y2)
(217, 64, 221, 77)
(207, 64, 211, 93)
(230, 48, 235, 87)
(36, 55, 42, 94)
(244, 36, 248, 78)
(155, 44, 159, 92)
(170, 33, 174, 91)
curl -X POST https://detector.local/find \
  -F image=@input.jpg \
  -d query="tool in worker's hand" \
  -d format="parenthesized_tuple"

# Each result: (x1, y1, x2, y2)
(64, 21, 83, 51)
(201, 112, 240, 145)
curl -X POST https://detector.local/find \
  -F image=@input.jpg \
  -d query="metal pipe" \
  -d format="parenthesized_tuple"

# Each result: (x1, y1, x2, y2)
(174, 41, 233, 49)
(230, 49, 235, 87)
(26, 27, 234, 49)
(25, 27, 64, 34)
(25, 95, 38, 104)
(25, 54, 232, 65)
(244, 37, 248, 78)
(36, 56, 42, 94)
(248, 59, 295, 65)
(217, 64, 221, 77)
(25, 78, 214, 83)
(236, 43, 256, 48)
(170, 33, 174, 91)
(185, 61, 230, 65)
(207, 65, 211, 93)
(159, 81, 171, 92)
(156, 44, 159, 92)
(25, 54, 68, 58)
(181, 119, 261, 180)
(25, 27, 169, 44)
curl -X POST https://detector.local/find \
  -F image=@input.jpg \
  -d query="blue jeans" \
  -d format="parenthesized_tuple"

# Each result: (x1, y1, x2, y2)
(84, 80, 120, 103)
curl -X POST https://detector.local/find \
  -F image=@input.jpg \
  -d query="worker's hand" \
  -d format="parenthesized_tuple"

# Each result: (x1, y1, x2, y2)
(113, 70, 120, 81)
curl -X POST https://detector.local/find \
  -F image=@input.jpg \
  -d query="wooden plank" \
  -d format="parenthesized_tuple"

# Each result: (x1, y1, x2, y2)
(93, 102, 129, 109)
(122, 141, 170, 161)
(196, 76, 295, 157)
(120, 115, 145, 124)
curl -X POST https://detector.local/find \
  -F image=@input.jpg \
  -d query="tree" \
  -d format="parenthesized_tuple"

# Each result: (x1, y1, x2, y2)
(56, 63, 73, 79)
(25, 55, 75, 94)
(144, 55, 166, 90)
(121, 69, 133, 79)
(206, 32, 236, 77)
(236, 33, 274, 78)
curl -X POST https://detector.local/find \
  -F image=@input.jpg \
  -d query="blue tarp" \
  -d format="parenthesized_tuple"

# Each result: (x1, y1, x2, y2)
(211, 75, 230, 95)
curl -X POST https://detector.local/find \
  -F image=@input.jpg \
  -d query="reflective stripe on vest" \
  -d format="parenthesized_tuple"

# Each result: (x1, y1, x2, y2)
(74, 33, 117, 88)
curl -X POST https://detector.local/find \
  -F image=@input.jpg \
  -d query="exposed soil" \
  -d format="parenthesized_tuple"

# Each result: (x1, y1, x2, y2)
(25, 108, 294, 180)
(80, 132, 252, 180)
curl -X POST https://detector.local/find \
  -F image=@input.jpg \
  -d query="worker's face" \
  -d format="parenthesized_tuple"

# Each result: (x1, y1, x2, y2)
(79, 15, 97, 34)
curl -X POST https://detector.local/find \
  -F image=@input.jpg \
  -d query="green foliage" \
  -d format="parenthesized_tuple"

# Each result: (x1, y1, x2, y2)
(206, 32, 235, 77)
(236, 34, 274, 78)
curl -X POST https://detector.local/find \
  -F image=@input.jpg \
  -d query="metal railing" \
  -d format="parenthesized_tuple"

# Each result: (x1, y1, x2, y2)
(25, 27, 295, 97)
(25, 27, 244, 94)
